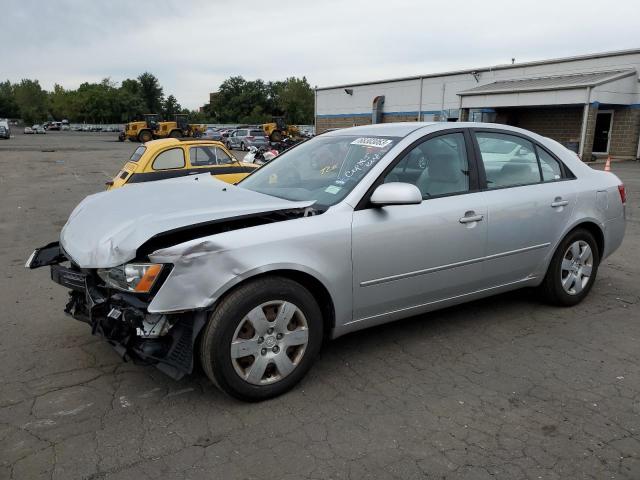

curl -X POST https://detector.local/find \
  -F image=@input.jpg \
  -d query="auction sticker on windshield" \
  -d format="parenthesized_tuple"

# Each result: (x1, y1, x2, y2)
(351, 137, 393, 148)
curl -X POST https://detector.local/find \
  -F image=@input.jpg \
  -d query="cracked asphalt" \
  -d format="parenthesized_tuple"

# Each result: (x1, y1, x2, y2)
(1, 131, 639, 479)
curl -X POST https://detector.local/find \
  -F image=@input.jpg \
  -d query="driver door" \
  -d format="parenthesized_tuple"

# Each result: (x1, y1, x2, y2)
(351, 130, 488, 324)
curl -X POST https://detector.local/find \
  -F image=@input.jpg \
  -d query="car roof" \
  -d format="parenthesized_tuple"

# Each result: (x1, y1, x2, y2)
(321, 122, 438, 138)
(143, 138, 226, 147)
(320, 121, 561, 140)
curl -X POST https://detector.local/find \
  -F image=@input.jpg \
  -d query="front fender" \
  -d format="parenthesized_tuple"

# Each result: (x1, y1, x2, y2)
(146, 212, 354, 330)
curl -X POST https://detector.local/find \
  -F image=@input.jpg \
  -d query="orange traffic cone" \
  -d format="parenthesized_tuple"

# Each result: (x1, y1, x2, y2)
(604, 156, 611, 172)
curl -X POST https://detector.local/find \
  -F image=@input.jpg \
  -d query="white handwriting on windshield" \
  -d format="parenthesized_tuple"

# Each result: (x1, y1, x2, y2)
(344, 152, 383, 178)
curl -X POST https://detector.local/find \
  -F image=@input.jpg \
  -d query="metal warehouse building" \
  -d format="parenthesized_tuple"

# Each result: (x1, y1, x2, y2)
(315, 49, 640, 161)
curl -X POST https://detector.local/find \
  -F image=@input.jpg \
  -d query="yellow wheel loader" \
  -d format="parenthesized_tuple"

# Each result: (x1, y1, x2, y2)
(262, 116, 300, 142)
(153, 114, 206, 139)
(120, 114, 159, 143)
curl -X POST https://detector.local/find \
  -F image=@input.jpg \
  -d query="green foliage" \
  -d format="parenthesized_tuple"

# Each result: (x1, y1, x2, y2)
(206, 75, 314, 125)
(0, 73, 315, 125)
(163, 95, 181, 118)
(0, 81, 20, 118)
(13, 79, 49, 124)
(138, 72, 164, 114)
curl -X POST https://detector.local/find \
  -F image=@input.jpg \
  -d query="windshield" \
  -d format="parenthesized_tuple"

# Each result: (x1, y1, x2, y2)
(239, 135, 399, 208)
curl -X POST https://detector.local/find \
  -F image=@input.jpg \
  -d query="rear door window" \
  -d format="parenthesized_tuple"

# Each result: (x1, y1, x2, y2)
(537, 147, 563, 181)
(475, 132, 540, 188)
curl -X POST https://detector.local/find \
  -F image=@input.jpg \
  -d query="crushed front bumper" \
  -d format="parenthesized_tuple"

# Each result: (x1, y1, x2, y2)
(27, 242, 205, 379)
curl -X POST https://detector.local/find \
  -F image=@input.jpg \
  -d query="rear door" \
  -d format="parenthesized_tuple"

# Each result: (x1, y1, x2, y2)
(472, 129, 577, 286)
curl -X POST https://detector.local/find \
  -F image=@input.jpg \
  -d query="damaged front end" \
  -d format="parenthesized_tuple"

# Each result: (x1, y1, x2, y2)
(27, 242, 205, 379)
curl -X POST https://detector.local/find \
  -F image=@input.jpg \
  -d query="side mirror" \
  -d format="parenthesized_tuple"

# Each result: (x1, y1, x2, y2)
(370, 182, 422, 206)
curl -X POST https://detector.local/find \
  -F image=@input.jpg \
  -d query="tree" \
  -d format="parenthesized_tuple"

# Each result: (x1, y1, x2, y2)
(13, 79, 48, 124)
(137, 72, 164, 114)
(211, 76, 272, 123)
(276, 77, 314, 124)
(0, 81, 19, 119)
(163, 95, 181, 118)
(118, 78, 146, 121)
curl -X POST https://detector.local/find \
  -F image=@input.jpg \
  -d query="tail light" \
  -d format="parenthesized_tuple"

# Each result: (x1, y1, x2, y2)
(618, 184, 626, 204)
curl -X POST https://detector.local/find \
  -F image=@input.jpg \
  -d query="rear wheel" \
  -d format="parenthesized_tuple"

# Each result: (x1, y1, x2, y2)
(539, 228, 600, 306)
(240, 142, 246, 151)
(138, 130, 153, 143)
(199, 276, 323, 401)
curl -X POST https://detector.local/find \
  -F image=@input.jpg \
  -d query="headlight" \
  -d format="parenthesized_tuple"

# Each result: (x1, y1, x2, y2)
(97, 263, 164, 293)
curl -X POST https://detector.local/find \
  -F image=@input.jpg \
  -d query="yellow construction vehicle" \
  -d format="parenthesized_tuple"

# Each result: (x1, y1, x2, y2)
(262, 116, 300, 142)
(153, 114, 206, 139)
(119, 114, 158, 143)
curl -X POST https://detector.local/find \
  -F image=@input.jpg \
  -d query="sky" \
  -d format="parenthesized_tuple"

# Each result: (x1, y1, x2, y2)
(2, 0, 639, 109)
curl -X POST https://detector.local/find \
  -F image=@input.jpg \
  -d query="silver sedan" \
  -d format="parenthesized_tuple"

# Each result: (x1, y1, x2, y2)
(28, 122, 626, 401)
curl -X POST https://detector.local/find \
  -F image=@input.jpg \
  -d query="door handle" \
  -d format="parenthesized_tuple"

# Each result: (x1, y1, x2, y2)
(459, 212, 484, 224)
(551, 198, 568, 208)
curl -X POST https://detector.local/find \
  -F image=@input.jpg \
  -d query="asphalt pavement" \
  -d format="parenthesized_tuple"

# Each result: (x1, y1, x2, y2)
(1, 131, 639, 479)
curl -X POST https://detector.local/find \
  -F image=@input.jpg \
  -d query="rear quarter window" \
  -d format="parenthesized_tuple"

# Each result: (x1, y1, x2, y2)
(129, 146, 146, 162)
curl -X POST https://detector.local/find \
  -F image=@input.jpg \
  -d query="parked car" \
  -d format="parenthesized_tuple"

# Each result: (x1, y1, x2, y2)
(33, 125, 46, 134)
(46, 122, 61, 131)
(202, 127, 223, 141)
(61, 124, 70, 131)
(27, 122, 626, 401)
(105, 138, 258, 190)
(226, 128, 269, 150)
(0, 119, 10, 139)
(23, 126, 34, 134)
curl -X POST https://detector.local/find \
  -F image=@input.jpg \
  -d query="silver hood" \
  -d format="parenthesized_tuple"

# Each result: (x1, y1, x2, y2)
(60, 174, 314, 268)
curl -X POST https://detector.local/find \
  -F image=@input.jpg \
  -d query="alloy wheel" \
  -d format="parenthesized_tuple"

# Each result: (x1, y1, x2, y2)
(560, 240, 593, 295)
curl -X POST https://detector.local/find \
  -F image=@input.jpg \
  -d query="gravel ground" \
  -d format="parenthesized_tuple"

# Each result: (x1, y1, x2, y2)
(1, 131, 639, 479)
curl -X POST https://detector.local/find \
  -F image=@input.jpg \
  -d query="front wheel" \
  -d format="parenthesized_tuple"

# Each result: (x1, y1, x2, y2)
(138, 130, 153, 143)
(539, 228, 600, 306)
(199, 276, 323, 401)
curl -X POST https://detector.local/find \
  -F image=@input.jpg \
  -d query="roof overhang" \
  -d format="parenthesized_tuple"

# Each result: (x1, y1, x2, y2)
(458, 69, 637, 108)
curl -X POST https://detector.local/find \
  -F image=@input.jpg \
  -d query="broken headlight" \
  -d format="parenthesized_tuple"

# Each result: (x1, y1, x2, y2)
(97, 263, 164, 293)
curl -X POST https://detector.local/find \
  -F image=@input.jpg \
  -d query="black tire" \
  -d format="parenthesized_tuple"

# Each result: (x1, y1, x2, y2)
(138, 130, 152, 143)
(240, 142, 246, 151)
(199, 276, 323, 401)
(270, 130, 283, 142)
(168, 130, 182, 139)
(539, 228, 600, 306)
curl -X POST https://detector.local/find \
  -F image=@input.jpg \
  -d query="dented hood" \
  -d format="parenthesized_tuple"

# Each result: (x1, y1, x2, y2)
(60, 174, 313, 268)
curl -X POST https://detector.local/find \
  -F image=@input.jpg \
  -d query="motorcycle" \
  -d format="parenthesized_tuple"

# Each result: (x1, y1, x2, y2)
(243, 146, 279, 165)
